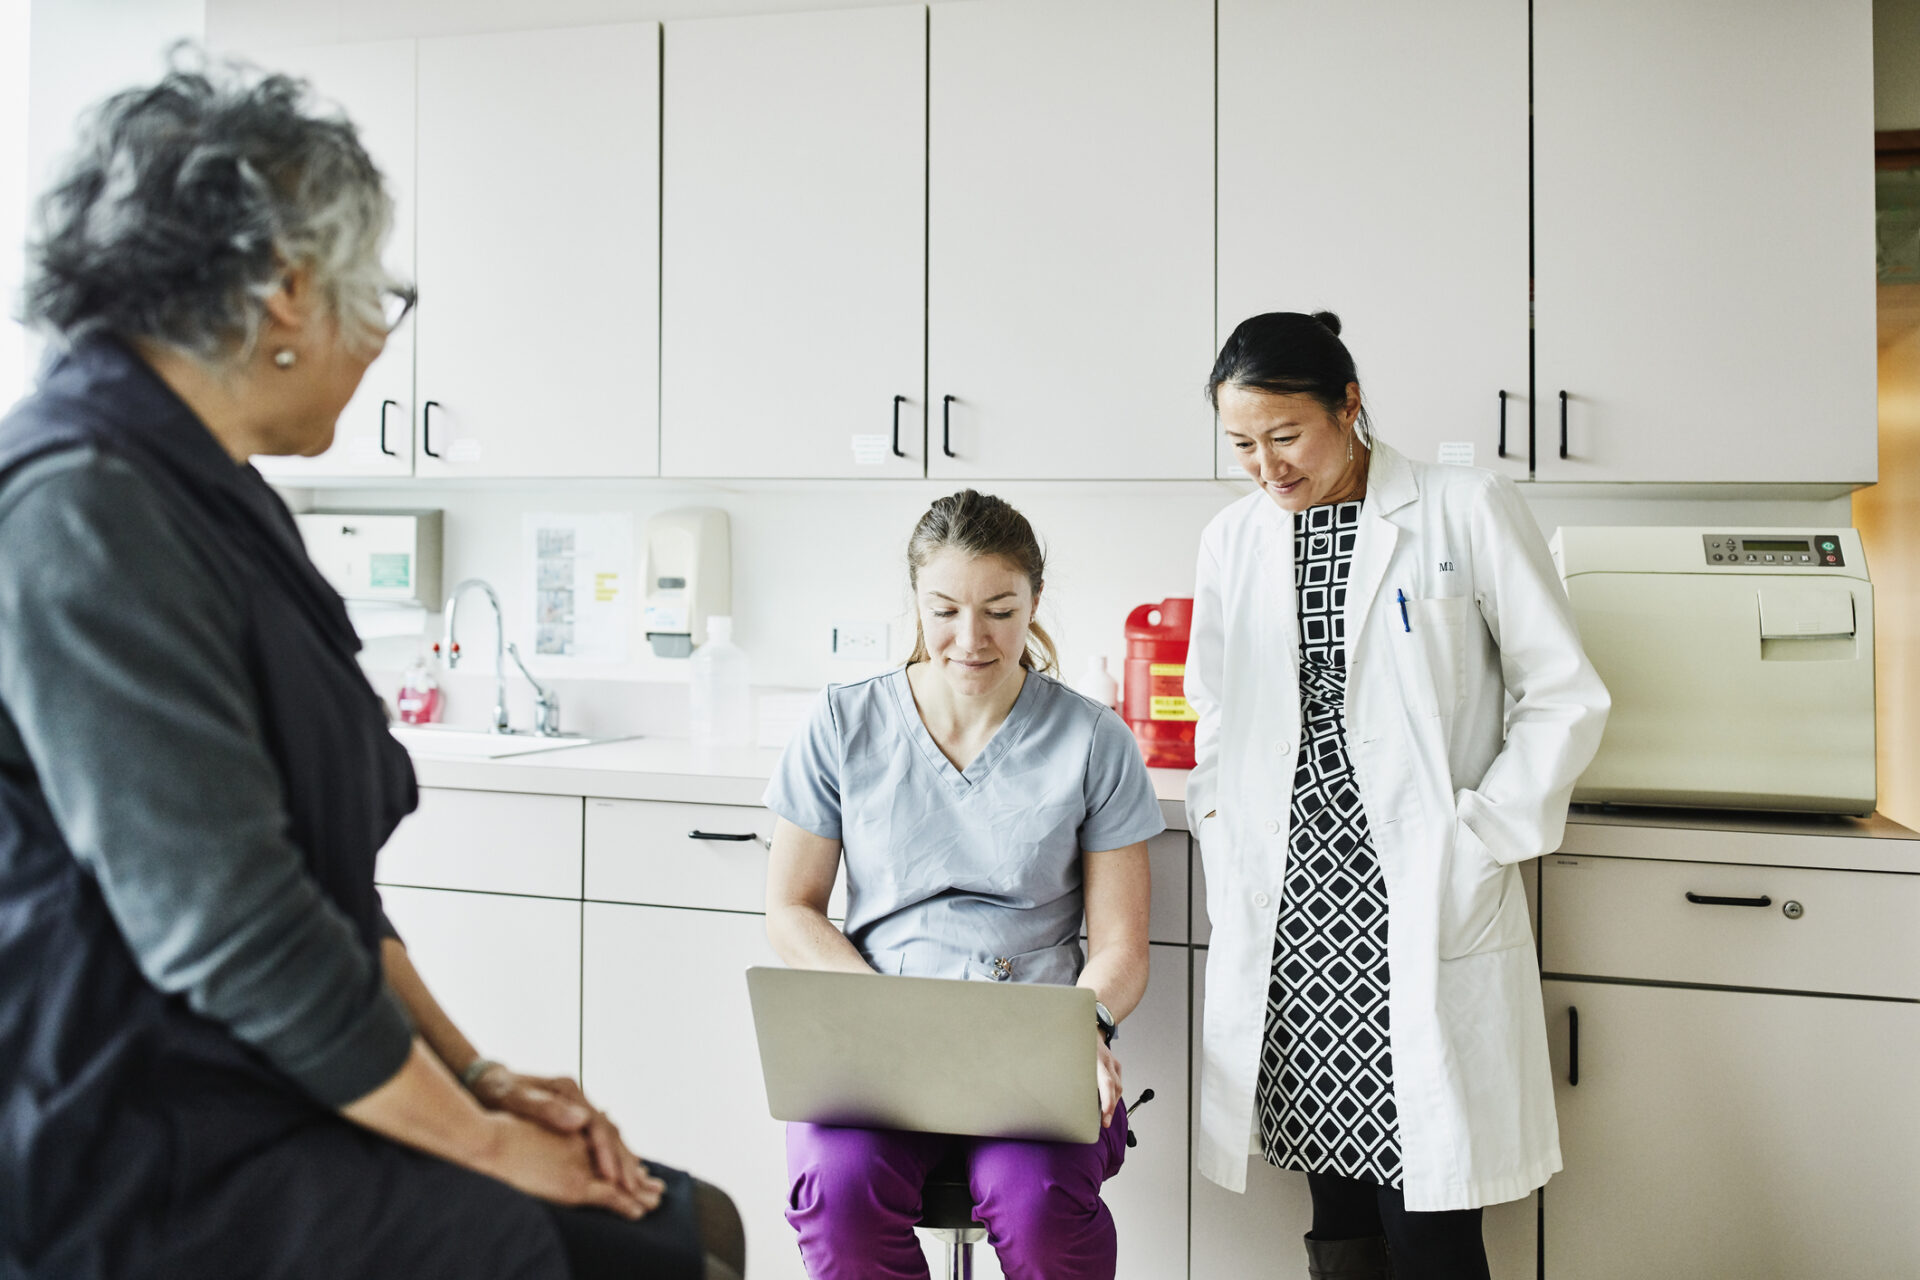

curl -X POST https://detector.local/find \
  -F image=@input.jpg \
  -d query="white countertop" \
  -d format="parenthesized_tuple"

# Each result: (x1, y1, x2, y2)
(404, 733, 1918, 866)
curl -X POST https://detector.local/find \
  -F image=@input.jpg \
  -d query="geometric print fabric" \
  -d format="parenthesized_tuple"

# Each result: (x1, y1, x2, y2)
(1256, 499, 1404, 1187)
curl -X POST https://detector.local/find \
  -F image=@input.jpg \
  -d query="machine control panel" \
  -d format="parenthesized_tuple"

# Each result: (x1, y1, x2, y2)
(1700, 534, 1845, 567)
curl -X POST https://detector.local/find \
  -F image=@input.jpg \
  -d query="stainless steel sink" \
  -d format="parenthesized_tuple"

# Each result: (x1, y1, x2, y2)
(388, 725, 604, 760)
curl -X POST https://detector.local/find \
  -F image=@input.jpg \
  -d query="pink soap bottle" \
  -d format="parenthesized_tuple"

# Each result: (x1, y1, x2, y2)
(396, 652, 442, 725)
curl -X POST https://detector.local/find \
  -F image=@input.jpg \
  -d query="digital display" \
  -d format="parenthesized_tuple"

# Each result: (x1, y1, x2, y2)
(1742, 539, 1810, 552)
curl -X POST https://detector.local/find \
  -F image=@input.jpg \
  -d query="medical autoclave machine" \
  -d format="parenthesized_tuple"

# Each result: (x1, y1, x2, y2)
(1553, 527, 1875, 816)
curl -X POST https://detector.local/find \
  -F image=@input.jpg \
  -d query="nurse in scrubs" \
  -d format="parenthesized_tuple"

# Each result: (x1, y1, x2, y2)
(764, 489, 1163, 1280)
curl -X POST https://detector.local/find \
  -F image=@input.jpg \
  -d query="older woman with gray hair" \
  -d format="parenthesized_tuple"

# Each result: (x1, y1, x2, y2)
(0, 57, 741, 1280)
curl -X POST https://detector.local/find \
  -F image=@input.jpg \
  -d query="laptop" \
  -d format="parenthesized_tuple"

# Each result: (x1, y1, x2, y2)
(745, 967, 1101, 1145)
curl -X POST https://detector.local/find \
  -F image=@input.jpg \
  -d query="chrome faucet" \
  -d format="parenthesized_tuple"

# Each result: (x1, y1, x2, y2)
(443, 578, 566, 737)
(443, 578, 510, 732)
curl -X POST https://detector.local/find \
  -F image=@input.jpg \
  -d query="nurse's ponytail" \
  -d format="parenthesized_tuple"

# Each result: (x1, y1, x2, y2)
(905, 490, 1059, 676)
(1206, 310, 1376, 445)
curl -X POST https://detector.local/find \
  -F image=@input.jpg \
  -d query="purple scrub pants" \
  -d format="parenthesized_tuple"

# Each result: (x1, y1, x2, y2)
(784, 1103, 1129, 1280)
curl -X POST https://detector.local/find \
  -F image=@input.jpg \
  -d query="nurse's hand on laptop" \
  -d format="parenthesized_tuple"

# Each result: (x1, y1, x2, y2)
(1097, 1040, 1123, 1128)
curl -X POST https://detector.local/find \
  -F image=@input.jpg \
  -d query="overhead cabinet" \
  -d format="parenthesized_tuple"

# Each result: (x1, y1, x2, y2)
(660, 6, 926, 480)
(414, 24, 661, 478)
(1215, 0, 1530, 482)
(927, 0, 1215, 480)
(251, 39, 418, 482)
(1532, 0, 1876, 483)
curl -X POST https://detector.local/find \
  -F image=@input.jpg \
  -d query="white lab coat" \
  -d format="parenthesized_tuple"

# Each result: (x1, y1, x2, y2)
(1185, 441, 1609, 1212)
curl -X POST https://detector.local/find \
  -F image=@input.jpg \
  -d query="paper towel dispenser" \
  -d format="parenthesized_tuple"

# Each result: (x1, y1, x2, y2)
(294, 509, 443, 608)
(1553, 526, 1875, 816)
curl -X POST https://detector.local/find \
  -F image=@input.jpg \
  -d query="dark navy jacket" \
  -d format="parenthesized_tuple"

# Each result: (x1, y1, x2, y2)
(0, 339, 417, 1278)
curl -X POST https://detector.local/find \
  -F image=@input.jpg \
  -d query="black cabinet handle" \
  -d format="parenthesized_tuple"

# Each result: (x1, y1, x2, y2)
(1497, 390, 1508, 459)
(378, 399, 400, 457)
(1558, 390, 1569, 460)
(1685, 891, 1773, 908)
(422, 400, 443, 458)
(941, 394, 957, 458)
(688, 829, 756, 842)
(1568, 1005, 1580, 1086)
(892, 394, 907, 459)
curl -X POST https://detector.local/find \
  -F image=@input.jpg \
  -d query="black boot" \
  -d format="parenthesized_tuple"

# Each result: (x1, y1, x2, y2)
(1304, 1234, 1393, 1280)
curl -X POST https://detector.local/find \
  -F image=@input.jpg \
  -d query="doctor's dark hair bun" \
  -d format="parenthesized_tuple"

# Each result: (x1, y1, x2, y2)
(905, 490, 1059, 676)
(1207, 310, 1374, 444)
(24, 46, 397, 364)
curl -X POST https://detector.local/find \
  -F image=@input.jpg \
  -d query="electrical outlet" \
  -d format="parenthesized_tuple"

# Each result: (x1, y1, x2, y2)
(831, 620, 888, 662)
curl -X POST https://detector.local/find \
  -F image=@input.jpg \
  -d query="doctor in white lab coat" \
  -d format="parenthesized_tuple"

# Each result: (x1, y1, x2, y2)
(1186, 311, 1609, 1280)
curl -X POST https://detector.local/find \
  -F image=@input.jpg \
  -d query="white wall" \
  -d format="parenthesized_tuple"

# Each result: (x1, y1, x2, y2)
(1, 0, 28, 409)
(284, 472, 1853, 733)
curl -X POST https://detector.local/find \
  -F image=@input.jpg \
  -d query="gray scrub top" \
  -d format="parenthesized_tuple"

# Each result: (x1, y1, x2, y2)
(765, 667, 1165, 986)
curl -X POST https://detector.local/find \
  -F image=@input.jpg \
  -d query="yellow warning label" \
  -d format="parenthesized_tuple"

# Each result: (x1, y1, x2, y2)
(1148, 662, 1185, 677)
(1150, 696, 1198, 722)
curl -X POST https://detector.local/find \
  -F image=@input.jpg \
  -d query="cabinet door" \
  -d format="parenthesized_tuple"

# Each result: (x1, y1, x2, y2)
(582, 904, 806, 1279)
(381, 885, 582, 1079)
(415, 24, 660, 477)
(252, 39, 417, 481)
(1534, 0, 1876, 483)
(1190, 948, 1537, 1279)
(378, 787, 583, 899)
(1542, 980, 1920, 1278)
(1216, 0, 1528, 481)
(584, 798, 846, 919)
(927, 0, 1213, 480)
(1107, 944, 1190, 1280)
(660, 6, 925, 479)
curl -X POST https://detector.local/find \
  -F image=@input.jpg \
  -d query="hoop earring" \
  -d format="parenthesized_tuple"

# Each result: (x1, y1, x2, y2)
(273, 349, 297, 370)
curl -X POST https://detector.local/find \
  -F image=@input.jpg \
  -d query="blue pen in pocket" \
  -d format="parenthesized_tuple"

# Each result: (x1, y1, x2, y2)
(1396, 589, 1410, 632)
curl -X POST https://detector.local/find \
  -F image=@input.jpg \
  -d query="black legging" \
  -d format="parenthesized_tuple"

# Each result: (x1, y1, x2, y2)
(1307, 1172, 1491, 1280)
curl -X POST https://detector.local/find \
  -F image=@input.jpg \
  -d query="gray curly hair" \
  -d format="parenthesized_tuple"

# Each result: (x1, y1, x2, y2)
(23, 47, 399, 365)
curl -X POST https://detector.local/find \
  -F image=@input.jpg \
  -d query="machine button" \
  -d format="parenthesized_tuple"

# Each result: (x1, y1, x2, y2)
(1800, 554, 1811, 562)
(1747, 554, 1757, 562)
(1712, 554, 1723, 561)
(1826, 554, 1838, 564)
(1821, 539, 1837, 550)
(1763, 554, 1774, 561)
(1252, 892, 1271, 909)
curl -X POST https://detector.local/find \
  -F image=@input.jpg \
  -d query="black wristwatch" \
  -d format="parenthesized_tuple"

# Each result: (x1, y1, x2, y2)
(1094, 1000, 1117, 1047)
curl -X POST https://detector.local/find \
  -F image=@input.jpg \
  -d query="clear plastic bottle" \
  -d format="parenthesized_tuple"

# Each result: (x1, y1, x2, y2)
(1075, 654, 1120, 713)
(396, 651, 442, 725)
(689, 615, 752, 747)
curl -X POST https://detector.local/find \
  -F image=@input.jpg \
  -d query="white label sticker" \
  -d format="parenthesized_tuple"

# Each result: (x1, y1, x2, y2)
(1437, 441, 1475, 466)
(850, 433, 889, 467)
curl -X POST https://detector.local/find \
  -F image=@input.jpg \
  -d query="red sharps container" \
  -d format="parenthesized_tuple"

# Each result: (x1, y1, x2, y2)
(1123, 598, 1196, 769)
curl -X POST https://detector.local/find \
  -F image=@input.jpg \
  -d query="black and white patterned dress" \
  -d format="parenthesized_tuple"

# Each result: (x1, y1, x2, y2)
(1256, 499, 1403, 1187)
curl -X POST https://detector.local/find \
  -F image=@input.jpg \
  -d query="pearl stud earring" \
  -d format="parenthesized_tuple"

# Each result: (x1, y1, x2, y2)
(273, 349, 296, 370)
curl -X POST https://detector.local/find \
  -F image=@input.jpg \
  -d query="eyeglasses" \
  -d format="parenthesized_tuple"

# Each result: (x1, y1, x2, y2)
(380, 284, 417, 334)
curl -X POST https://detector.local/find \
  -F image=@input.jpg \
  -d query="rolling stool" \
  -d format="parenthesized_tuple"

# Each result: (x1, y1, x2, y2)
(912, 1089, 1154, 1280)
(916, 1150, 986, 1280)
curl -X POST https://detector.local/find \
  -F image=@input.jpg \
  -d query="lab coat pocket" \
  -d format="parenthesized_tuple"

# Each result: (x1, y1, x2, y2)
(1437, 817, 1530, 960)
(1407, 597, 1471, 715)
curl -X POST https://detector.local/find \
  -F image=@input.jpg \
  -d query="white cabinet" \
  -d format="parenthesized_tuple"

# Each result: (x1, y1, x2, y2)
(582, 903, 804, 1279)
(381, 885, 582, 1079)
(1188, 947, 1537, 1279)
(1107, 944, 1191, 1280)
(584, 797, 846, 919)
(378, 787, 583, 899)
(250, 39, 417, 481)
(1541, 981, 1920, 1279)
(660, 6, 925, 479)
(1533, 0, 1876, 483)
(927, 0, 1214, 480)
(414, 24, 660, 478)
(1215, 0, 1529, 482)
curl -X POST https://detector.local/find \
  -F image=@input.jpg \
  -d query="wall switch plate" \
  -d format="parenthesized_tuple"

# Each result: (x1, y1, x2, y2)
(831, 620, 889, 662)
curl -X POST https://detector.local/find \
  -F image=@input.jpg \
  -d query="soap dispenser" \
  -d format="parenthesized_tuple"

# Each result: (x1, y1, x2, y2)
(641, 508, 731, 658)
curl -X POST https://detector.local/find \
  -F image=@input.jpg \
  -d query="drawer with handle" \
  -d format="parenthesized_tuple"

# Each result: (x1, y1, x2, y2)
(1541, 855, 1920, 1000)
(378, 787, 583, 898)
(585, 797, 846, 918)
